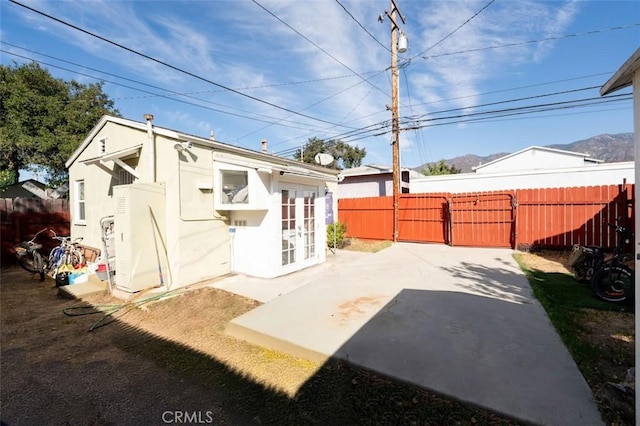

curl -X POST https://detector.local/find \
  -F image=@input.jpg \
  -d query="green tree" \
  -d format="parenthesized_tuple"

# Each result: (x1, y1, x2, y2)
(421, 159, 461, 176)
(294, 137, 366, 170)
(0, 62, 120, 187)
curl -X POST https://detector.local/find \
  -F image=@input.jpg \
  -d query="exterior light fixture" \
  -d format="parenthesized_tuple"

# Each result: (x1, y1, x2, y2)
(173, 141, 193, 152)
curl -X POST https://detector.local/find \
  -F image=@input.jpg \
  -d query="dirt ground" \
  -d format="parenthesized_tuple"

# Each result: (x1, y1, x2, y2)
(4, 246, 631, 425)
(1, 265, 521, 426)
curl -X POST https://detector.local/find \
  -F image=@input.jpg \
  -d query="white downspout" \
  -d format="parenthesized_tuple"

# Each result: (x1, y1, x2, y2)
(144, 114, 155, 182)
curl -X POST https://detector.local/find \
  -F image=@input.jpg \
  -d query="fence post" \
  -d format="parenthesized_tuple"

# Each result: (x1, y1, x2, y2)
(512, 191, 518, 250)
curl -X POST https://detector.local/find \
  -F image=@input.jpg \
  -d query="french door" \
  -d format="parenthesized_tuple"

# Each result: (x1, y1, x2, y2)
(281, 185, 318, 268)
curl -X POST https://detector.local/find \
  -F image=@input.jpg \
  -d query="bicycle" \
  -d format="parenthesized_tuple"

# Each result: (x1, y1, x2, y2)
(590, 221, 635, 303)
(13, 228, 48, 281)
(46, 232, 84, 283)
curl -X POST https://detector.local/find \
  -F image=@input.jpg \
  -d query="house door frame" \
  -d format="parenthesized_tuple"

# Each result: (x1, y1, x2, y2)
(280, 183, 319, 272)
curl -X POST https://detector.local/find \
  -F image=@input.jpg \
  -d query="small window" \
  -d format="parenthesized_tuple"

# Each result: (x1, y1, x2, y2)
(75, 180, 86, 224)
(99, 138, 106, 154)
(221, 170, 249, 204)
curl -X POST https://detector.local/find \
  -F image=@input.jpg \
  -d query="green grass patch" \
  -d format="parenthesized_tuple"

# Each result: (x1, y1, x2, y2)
(343, 238, 392, 253)
(514, 254, 627, 364)
(513, 253, 634, 425)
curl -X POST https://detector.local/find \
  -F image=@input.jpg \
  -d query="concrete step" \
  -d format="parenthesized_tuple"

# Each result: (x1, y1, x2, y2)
(225, 320, 328, 364)
(57, 273, 108, 299)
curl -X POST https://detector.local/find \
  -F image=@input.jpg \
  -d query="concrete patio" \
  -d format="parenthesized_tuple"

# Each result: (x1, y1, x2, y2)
(211, 243, 603, 425)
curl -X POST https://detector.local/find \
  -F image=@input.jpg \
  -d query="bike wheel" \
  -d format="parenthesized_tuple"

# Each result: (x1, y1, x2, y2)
(591, 265, 634, 303)
(47, 247, 64, 276)
(33, 251, 45, 281)
(17, 251, 45, 281)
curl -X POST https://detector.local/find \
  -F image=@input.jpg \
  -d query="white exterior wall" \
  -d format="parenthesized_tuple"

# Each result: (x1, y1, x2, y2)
(475, 149, 595, 174)
(411, 162, 634, 194)
(69, 124, 150, 250)
(68, 117, 336, 291)
(69, 125, 231, 290)
(338, 174, 392, 198)
(161, 139, 230, 289)
(230, 173, 327, 278)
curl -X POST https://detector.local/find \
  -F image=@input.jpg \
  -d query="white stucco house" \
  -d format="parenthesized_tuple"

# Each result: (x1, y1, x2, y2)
(471, 146, 602, 173)
(65, 115, 339, 293)
(411, 146, 633, 194)
(337, 164, 420, 198)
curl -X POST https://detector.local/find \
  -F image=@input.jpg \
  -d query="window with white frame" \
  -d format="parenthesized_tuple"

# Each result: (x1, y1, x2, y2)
(75, 180, 86, 224)
(220, 170, 249, 204)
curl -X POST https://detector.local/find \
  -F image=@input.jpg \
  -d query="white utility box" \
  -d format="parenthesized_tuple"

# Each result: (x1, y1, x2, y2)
(113, 182, 167, 293)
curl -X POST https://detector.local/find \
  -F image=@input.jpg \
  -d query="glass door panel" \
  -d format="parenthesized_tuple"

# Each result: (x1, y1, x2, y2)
(281, 189, 297, 266)
(303, 190, 316, 259)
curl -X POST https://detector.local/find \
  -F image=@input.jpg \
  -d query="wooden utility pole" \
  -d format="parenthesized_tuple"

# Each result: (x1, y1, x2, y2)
(389, 0, 405, 242)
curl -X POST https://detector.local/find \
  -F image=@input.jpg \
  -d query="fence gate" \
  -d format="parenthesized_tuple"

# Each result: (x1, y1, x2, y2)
(398, 194, 449, 243)
(448, 192, 515, 248)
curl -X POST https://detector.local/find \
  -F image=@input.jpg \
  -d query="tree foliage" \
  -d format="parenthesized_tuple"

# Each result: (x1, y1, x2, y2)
(0, 62, 120, 188)
(294, 137, 366, 170)
(421, 159, 461, 176)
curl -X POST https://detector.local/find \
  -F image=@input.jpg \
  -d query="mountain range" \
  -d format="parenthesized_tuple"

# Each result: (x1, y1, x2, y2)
(417, 132, 634, 173)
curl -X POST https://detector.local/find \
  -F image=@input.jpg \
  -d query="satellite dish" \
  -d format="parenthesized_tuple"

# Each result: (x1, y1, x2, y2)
(314, 153, 334, 166)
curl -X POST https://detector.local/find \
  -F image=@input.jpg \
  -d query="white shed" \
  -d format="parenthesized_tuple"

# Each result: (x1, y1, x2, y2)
(66, 115, 339, 293)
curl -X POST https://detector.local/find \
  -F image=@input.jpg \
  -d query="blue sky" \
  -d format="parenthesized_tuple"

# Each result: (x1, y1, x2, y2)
(1, 0, 638, 170)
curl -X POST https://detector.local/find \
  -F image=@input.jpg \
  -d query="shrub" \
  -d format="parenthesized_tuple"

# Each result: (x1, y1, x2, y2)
(327, 222, 347, 248)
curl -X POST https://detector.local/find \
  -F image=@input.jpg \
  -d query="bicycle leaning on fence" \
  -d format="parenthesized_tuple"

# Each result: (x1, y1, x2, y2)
(14, 229, 85, 283)
(13, 228, 49, 281)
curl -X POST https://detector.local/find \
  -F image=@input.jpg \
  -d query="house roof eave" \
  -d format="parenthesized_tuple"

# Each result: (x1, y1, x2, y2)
(600, 47, 640, 96)
(66, 115, 341, 179)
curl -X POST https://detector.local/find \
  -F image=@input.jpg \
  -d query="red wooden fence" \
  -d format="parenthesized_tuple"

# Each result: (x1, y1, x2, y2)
(0, 198, 70, 265)
(338, 184, 634, 250)
(338, 196, 393, 240)
(515, 185, 633, 249)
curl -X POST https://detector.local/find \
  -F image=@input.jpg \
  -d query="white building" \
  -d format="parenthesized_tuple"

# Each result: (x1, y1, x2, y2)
(337, 164, 421, 198)
(66, 115, 339, 293)
(412, 146, 633, 194)
(472, 146, 602, 173)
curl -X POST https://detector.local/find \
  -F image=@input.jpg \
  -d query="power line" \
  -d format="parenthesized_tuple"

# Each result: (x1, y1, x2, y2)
(411, 0, 495, 60)
(421, 23, 640, 60)
(336, 93, 631, 144)
(404, 72, 613, 109)
(402, 66, 428, 167)
(1, 49, 338, 138)
(406, 96, 632, 131)
(335, 72, 614, 128)
(334, 0, 389, 52)
(251, 0, 389, 98)
(237, 68, 387, 144)
(295, 85, 633, 148)
(8, 0, 354, 130)
(402, 93, 632, 130)
(408, 85, 603, 120)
